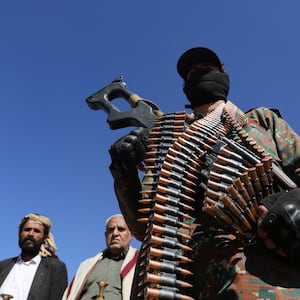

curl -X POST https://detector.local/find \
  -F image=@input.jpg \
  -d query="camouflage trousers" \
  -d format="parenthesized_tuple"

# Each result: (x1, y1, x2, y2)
(203, 247, 300, 300)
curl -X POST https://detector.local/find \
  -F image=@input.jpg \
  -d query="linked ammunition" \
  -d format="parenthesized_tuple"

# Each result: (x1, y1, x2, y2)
(225, 112, 297, 189)
(207, 179, 228, 192)
(146, 234, 193, 252)
(206, 188, 223, 201)
(137, 207, 154, 215)
(158, 177, 195, 194)
(144, 157, 166, 165)
(157, 185, 195, 202)
(212, 162, 242, 178)
(178, 135, 213, 154)
(150, 224, 191, 240)
(159, 169, 196, 186)
(144, 287, 194, 300)
(146, 143, 174, 151)
(216, 155, 248, 172)
(255, 162, 271, 197)
(226, 185, 256, 223)
(146, 149, 169, 157)
(162, 160, 198, 176)
(139, 203, 192, 220)
(150, 129, 182, 137)
(149, 135, 180, 144)
(147, 247, 192, 263)
(147, 259, 193, 276)
(154, 113, 186, 123)
(232, 177, 255, 219)
(222, 137, 257, 165)
(172, 138, 206, 159)
(151, 124, 186, 132)
(137, 217, 151, 224)
(164, 151, 197, 170)
(240, 173, 256, 200)
(218, 146, 245, 163)
(209, 170, 233, 184)
(261, 157, 273, 193)
(176, 136, 205, 153)
(150, 213, 191, 230)
(203, 197, 246, 235)
(145, 273, 193, 288)
(160, 167, 198, 181)
(248, 167, 263, 202)
(219, 195, 252, 230)
(189, 110, 227, 136)
(140, 195, 194, 212)
(168, 147, 201, 165)
(138, 199, 155, 205)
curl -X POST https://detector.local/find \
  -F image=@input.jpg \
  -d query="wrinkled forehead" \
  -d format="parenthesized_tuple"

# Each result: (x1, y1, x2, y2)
(19, 218, 48, 234)
(106, 216, 127, 229)
(20, 220, 45, 232)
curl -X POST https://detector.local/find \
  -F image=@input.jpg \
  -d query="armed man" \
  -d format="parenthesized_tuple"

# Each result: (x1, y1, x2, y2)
(106, 46, 300, 299)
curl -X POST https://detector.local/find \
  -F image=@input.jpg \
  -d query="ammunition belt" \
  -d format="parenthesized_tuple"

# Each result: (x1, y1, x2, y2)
(133, 105, 275, 299)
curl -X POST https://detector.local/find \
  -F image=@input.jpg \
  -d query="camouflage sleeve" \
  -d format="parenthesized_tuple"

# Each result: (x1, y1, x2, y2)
(245, 107, 300, 186)
(110, 163, 146, 241)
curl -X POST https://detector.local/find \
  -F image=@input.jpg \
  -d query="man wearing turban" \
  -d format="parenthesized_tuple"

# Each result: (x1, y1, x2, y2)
(0, 213, 68, 300)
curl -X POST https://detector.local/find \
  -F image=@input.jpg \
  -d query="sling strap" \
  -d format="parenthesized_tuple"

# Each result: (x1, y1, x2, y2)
(120, 249, 139, 280)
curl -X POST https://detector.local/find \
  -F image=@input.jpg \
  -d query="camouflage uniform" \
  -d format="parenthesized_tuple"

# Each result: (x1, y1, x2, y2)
(190, 102, 300, 299)
(112, 101, 300, 299)
(245, 107, 300, 186)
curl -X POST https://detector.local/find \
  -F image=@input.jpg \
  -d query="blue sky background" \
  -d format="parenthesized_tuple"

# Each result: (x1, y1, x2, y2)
(1, 1, 300, 282)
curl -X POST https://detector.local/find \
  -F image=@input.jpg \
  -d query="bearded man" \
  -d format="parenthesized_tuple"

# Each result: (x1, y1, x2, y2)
(0, 213, 68, 300)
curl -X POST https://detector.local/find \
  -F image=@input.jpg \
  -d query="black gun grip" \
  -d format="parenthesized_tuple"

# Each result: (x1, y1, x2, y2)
(86, 77, 158, 129)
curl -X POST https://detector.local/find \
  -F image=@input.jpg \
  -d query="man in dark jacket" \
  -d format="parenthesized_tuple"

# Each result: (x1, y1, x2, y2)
(0, 213, 68, 300)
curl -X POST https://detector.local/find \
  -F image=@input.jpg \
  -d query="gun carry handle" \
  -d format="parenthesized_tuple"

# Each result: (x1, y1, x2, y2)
(86, 77, 162, 130)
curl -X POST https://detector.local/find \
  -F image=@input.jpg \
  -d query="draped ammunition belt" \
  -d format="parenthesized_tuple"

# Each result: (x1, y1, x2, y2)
(133, 105, 274, 299)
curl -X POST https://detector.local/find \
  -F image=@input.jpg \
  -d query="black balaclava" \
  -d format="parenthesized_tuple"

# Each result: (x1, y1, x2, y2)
(183, 68, 230, 108)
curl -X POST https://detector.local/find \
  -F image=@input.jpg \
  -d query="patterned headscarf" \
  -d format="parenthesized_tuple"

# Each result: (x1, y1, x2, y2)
(18, 213, 58, 257)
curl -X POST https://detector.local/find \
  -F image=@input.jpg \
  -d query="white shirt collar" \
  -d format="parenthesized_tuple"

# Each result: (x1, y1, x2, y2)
(17, 254, 42, 265)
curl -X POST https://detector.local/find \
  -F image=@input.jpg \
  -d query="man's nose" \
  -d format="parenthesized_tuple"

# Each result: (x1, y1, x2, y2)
(27, 229, 35, 236)
(112, 228, 120, 235)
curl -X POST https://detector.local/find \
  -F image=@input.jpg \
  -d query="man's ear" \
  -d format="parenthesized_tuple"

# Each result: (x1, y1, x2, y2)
(42, 234, 49, 244)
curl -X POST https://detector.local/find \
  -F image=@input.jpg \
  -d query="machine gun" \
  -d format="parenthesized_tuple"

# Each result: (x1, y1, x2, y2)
(86, 76, 163, 130)
(86, 77, 298, 299)
(86, 77, 297, 191)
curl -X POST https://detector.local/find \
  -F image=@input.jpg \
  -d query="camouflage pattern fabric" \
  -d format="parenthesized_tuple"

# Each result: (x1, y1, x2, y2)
(190, 104, 300, 299)
(190, 217, 300, 299)
(112, 102, 300, 299)
(244, 106, 300, 186)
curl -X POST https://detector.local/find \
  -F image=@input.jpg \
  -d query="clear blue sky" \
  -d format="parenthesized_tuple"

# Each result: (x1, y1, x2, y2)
(1, 1, 300, 282)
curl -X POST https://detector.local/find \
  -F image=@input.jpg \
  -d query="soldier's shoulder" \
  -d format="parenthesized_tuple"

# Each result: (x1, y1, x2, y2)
(245, 107, 283, 119)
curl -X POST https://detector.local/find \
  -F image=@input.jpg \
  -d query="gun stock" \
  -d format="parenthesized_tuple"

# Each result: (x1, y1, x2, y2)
(86, 76, 163, 129)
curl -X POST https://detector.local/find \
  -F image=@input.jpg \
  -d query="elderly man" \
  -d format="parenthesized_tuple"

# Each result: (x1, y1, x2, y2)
(63, 214, 138, 300)
(0, 213, 68, 300)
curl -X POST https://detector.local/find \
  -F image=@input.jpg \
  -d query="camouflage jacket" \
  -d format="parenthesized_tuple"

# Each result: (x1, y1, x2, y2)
(112, 101, 300, 299)
(244, 106, 300, 186)
(190, 102, 300, 299)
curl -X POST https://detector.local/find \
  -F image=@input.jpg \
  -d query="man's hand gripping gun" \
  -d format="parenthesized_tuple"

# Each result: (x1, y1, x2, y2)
(86, 76, 163, 178)
(86, 76, 163, 130)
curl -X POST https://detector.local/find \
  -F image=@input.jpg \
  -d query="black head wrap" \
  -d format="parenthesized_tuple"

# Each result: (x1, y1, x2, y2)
(177, 47, 230, 108)
(183, 70, 230, 108)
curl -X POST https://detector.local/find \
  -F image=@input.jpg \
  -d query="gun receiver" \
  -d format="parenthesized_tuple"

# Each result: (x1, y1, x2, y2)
(86, 76, 163, 129)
